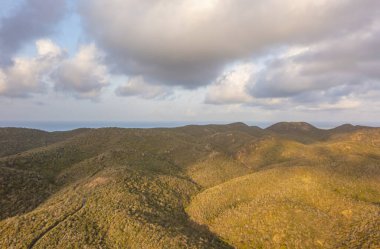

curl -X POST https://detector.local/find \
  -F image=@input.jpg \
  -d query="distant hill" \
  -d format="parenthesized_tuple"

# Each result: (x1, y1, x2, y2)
(0, 123, 379, 248)
(265, 122, 374, 144)
(267, 121, 318, 132)
(0, 127, 90, 158)
(328, 123, 373, 133)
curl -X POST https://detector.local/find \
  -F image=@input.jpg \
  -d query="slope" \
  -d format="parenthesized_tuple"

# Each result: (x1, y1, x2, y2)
(0, 127, 235, 248)
(0, 128, 90, 158)
(187, 128, 380, 249)
(1, 123, 379, 248)
(187, 166, 380, 248)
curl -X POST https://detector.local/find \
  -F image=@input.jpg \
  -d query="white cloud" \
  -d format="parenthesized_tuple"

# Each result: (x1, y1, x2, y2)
(36, 39, 62, 58)
(0, 70, 6, 93)
(205, 63, 255, 104)
(0, 40, 110, 99)
(53, 44, 110, 99)
(116, 76, 171, 99)
(0, 39, 63, 97)
(295, 98, 361, 111)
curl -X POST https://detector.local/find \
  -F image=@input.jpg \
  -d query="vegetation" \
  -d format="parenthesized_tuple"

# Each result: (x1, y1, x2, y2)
(0, 128, 89, 158)
(0, 123, 379, 248)
(187, 167, 380, 248)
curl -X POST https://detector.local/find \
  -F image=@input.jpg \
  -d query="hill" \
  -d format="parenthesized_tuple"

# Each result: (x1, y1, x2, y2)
(0, 123, 379, 248)
(187, 167, 380, 248)
(266, 122, 374, 144)
(0, 128, 90, 158)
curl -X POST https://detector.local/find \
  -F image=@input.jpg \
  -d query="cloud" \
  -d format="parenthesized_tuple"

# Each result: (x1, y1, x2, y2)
(0, 40, 110, 99)
(205, 63, 254, 104)
(251, 23, 380, 99)
(205, 20, 380, 111)
(295, 98, 361, 111)
(0, 0, 66, 64)
(0, 39, 63, 97)
(53, 44, 110, 99)
(247, 23, 380, 109)
(79, 0, 379, 88)
(205, 57, 375, 110)
(116, 76, 171, 99)
(1, 0, 379, 114)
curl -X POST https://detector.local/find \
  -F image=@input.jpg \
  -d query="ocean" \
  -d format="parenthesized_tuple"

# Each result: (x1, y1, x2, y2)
(0, 121, 378, 132)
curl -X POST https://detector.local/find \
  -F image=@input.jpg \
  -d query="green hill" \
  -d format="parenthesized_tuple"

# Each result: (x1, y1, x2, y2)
(0, 123, 379, 248)
(0, 128, 90, 158)
(187, 166, 380, 248)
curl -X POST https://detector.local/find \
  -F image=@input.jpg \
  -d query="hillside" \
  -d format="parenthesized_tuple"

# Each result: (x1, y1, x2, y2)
(265, 122, 374, 144)
(0, 128, 90, 158)
(187, 166, 380, 248)
(0, 123, 379, 248)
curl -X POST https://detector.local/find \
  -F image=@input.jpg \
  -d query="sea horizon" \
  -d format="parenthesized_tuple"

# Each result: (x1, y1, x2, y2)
(1, 120, 379, 132)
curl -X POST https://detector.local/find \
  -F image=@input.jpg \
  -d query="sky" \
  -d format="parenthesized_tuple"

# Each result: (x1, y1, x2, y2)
(0, 0, 379, 127)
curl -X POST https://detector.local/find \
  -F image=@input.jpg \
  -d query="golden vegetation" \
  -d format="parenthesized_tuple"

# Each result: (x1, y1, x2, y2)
(0, 122, 379, 248)
(187, 167, 380, 248)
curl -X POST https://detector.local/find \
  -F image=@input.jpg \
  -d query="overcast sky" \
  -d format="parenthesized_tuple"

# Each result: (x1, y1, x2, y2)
(0, 0, 379, 126)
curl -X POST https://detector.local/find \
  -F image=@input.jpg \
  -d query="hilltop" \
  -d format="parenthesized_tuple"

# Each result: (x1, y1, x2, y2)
(0, 123, 379, 248)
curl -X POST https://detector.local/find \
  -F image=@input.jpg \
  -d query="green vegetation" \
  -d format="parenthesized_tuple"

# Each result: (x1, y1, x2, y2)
(0, 128, 90, 158)
(0, 123, 379, 248)
(187, 167, 380, 248)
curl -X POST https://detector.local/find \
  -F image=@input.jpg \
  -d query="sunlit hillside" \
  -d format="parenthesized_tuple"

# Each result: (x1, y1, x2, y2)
(0, 123, 379, 248)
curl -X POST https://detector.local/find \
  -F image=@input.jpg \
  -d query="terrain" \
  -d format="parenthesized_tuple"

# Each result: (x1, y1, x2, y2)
(0, 122, 379, 248)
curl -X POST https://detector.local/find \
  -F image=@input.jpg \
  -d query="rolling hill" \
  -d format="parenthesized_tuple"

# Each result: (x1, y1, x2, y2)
(0, 122, 379, 248)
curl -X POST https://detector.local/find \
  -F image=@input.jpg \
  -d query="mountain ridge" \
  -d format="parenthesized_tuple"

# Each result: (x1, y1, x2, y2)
(0, 123, 379, 248)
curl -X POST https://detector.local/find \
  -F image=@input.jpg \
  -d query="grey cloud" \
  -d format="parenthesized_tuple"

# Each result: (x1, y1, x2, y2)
(116, 76, 172, 99)
(0, 41, 110, 100)
(250, 23, 380, 100)
(53, 44, 110, 99)
(206, 22, 380, 111)
(0, 40, 63, 98)
(79, 0, 380, 88)
(0, 0, 66, 64)
(205, 63, 254, 105)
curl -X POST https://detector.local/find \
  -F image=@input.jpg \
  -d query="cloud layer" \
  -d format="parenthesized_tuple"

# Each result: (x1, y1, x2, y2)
(79, 0, 380, 89)
(0, 0, 66, 64)
(0, 40, 63, 97)
(205, 63, 255, 105)
(0, 40, 109, 99)
(1, 0, 380, 118)
(116, 76, 171, 99)
(54, 44, 110, 99)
